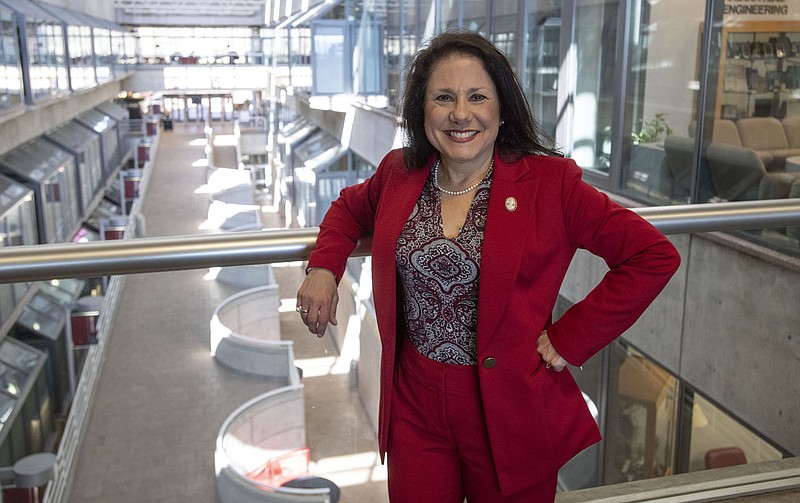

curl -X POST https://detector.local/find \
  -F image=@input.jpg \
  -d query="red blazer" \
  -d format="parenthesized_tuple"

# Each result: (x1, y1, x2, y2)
(309, 149, 680, 494)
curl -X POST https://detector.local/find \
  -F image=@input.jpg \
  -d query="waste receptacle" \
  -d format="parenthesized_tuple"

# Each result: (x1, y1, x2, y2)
(70, 296, 104, 346)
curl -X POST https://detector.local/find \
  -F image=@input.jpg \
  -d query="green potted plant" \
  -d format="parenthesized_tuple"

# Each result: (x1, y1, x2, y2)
(632, 112, 673, 145)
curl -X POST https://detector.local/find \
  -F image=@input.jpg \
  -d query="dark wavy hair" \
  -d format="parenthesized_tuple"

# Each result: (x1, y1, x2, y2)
(400, 30, 560, 170)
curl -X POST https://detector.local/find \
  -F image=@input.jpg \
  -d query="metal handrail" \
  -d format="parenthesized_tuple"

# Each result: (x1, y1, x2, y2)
(0, 199, 797, 285)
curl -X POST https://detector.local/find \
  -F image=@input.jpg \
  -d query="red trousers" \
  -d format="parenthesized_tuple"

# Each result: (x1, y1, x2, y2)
(387, 341, 558, 502)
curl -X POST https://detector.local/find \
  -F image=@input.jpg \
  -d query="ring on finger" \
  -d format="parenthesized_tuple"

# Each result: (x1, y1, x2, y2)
(296, 306, 309, 314)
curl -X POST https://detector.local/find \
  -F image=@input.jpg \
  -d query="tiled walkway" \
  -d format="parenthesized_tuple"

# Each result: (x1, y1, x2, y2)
(67, 121, 388, 502)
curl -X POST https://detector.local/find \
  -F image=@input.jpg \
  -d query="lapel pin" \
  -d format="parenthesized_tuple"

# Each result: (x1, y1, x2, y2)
(505, 196, 518, 212)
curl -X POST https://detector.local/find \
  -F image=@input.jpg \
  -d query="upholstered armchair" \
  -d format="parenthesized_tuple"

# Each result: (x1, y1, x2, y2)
(706, 142, 800, 201)
(706, 143, 769, 201)
(660, 135, 695, 201)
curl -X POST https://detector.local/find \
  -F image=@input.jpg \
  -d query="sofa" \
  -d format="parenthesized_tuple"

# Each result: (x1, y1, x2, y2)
(714, 117, 800, 171)
(705, 141, 800, 201)
(736, 117, 800, 170)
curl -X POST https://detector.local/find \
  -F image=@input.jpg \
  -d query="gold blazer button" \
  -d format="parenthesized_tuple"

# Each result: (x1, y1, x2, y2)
(482, 357, 497, 369)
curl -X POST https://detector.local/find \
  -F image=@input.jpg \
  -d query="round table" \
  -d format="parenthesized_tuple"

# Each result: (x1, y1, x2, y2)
(784, 155, 800, 172)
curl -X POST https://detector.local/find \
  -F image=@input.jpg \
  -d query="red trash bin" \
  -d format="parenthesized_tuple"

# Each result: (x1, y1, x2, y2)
(70, 296, 104, 346)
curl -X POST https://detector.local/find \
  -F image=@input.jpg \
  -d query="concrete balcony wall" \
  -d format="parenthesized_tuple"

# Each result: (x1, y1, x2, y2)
(560, 230, 800, 455)
(0, 81, 125, 157)
(122, 66, 271, 95)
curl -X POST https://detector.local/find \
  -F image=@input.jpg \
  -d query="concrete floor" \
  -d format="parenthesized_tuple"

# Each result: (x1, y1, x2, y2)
(67, 121, 389, 502)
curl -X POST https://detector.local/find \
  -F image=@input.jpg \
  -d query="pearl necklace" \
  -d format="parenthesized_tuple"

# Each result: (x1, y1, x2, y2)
(433, 159, 494, 196)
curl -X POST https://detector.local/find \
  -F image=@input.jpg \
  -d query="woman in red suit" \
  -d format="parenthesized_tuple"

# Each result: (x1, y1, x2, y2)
(296, 31, 680, 502)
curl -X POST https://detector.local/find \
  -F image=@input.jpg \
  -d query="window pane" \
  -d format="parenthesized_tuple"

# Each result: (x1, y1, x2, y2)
(623, 1, 706, 204)
(491, 1, 518, 69)
(570, 0, 619, 174)
(312, 22, 346, 95)
(703, 17, 800, 254)
(604, 344, 678, 483)
(524, 0, 561, 146)
(688, 393, 783, 472)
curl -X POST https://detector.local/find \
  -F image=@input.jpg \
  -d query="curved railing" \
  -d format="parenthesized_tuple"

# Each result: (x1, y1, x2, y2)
(215, 385, 338, 503)
(210, 283, 293, 378)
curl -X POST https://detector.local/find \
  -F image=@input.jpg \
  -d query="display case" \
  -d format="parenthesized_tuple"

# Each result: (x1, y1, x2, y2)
(278, 117, 317, 172)
(75, 108, 122, 179)
(44, 121, 104, 215)
(718, 22, 800, 119)
(84, 197, 121, 234)
(10, 289, 72, 414)
(0, 138, 80, 244)
(0, 338, 52, 470)
(291, 130, 349, 227)
(0, 174, 37, 331)
(37, 279, 84, 306)
(96, 101, 132, 166)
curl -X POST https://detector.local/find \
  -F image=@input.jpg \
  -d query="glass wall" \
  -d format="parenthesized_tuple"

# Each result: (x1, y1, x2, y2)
(461, 0, 488, 34)
(137, 27, 256, 64)
(23, 12, 69, 100)
(608, 1, 800, 255)
(687, 392, 783, 472)
(94, 28, 113, 83)
(523, 0, 560, 146)
(547, 304, 785, 490)
(490, 1, 518, 70)
(441, 0, 462, 32)
(0, 139, 80, 244)
(68, 24, 96, 90)
(0, 6, 22, 110)
(621, 1, 707, 205)
(312, 22, 347, 94)
(351, 19, 384, 96)
(604, 344, 679, 483)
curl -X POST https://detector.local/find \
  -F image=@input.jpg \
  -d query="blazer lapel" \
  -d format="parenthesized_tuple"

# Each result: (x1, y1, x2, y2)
(371, 161, 430, 328)
(384, 164, 430, 247)
(478, 155, 538, 342)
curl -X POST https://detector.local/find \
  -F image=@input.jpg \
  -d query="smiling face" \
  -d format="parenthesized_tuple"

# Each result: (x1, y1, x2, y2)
(424, 54, 501, 172)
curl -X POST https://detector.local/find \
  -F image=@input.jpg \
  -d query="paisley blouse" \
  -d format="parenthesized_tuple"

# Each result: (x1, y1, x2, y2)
(395, 169, 492, 365)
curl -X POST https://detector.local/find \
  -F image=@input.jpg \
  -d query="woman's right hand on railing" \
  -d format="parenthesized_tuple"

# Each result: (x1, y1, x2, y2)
(296, 268, 339, 338)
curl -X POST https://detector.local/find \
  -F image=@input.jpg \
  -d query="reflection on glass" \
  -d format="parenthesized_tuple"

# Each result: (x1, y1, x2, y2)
(491, 1, 518, 69)
(0, 362, 27, 397)
(605, 344, 678, 484)
(571, 0, 618, 173)
(313, 23, 346, 95)
(0, 341, 39, 373)
(688, 393, 783, 472)
(524, 0, 561, 147)
(0, 393, 15, 424)
(702, 19, 800, 254)
(623, 1, 704, 205)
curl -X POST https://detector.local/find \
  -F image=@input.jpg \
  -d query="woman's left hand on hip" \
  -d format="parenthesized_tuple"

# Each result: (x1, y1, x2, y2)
(537, 330, 567, 372)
